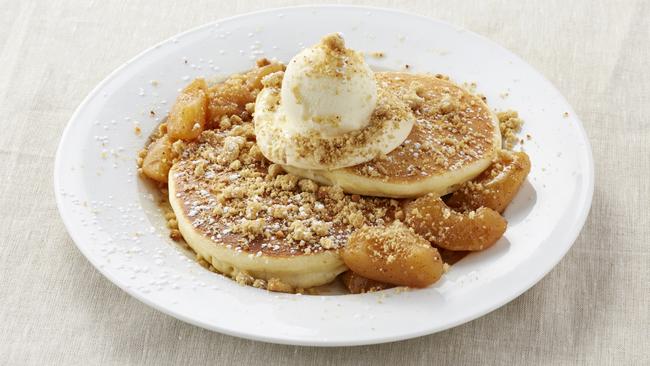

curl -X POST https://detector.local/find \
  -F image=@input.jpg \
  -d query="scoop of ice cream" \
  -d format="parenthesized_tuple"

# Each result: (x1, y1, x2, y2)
(254, 34, 415, 170)
(280, 34, 377, 138)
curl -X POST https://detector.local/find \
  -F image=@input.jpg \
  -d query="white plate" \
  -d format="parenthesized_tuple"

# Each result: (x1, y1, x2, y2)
(54, 5, 594, 346)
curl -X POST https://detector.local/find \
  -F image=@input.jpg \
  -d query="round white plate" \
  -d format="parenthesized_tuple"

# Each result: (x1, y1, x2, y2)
(54, 5, 593, 346)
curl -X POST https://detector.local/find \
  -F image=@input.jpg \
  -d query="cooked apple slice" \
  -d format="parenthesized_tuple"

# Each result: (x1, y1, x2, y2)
(167, 79, 208, 141)
(405, 194, 507, 251)
(142, 135, 172, 182)
(341, 221, 444, 287)
(446, 150, 531, 213)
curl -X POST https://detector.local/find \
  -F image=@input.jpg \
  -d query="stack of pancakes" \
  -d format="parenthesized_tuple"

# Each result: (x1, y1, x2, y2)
(168, 72, 501, 290)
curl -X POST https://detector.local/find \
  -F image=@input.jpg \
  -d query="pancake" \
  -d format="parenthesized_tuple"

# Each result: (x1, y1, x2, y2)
(283, 72, 501, 198)
(168, 126, 398, 290)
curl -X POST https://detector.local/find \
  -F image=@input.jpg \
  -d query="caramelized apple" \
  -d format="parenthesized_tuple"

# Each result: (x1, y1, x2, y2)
(207, 79, 255, 127)
(447, 150, 531, 213)
(246, 63, 285, 91)
(341, 221, 444, 287)
(405, 194, 506, 251)
(340, 271, 393, 294)
(142, 135, 173, 183)
(167, 79, 208, 141)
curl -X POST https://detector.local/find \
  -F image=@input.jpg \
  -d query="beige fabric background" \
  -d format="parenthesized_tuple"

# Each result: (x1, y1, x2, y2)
(1, 0, 648, 365)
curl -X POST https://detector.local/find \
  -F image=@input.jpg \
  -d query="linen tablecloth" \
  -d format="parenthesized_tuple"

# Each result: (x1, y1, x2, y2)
(1, 1, 648, 364)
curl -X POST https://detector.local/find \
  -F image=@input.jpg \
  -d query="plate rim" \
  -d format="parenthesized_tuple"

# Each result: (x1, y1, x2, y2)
(54, 4, 595, 346)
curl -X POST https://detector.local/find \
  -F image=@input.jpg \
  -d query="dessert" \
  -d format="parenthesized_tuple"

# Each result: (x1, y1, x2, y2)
(138, 33, 531, 294)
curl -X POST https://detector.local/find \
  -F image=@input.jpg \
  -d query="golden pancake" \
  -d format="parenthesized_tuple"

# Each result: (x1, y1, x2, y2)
(168, 126, 399, 291)
(283, 72, 501, 198)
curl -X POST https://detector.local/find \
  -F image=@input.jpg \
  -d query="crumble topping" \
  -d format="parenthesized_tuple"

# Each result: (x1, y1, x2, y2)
(356, 220, 432, 262)
(345, 73, 497, 180)
(497, 110, 524, 150)
(288, 87, 410, 166)
(299, 33, 368, 80)
(172, 125, 397, 257)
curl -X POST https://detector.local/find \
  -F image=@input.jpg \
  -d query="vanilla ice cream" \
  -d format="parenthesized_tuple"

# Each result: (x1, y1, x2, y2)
(254, 33, 414, 170)
(280, 34, 377, 138)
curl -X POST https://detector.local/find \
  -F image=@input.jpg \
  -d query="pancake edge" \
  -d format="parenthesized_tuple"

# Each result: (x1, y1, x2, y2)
(168, 165, 348, 289)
